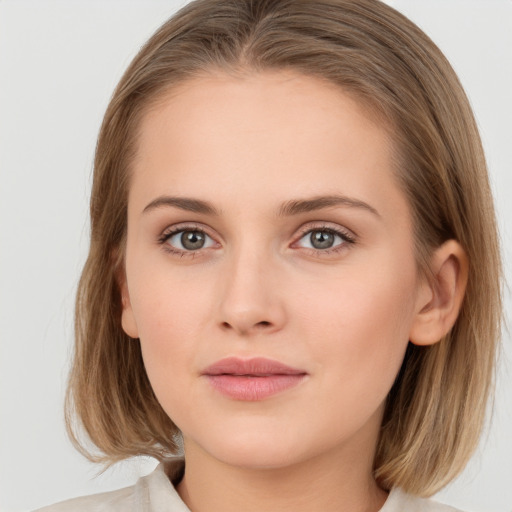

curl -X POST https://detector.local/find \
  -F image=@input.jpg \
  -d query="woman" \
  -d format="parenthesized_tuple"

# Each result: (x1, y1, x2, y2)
(36, 0, 502, 510)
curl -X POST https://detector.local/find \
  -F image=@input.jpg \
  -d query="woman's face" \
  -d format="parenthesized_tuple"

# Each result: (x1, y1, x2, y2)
(121, 71, 431, 470)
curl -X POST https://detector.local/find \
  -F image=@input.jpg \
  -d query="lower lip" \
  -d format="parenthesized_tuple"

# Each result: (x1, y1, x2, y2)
(205, 374, 306, 401)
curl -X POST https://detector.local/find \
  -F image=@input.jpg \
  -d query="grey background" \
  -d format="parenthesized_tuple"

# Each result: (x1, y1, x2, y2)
(1, 1, 511, 511)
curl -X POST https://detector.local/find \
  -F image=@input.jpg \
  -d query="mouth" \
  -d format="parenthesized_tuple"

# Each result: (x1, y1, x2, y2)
(201, 357, 307, 401)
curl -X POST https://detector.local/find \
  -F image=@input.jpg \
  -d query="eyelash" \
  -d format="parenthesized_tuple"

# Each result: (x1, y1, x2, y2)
(157, 223, 356, 258)
(294, 224, 356, 255)
(157, 224, 213, 258)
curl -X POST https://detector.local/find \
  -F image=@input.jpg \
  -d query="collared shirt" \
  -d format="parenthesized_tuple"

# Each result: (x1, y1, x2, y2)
(34, 457, 464, 512)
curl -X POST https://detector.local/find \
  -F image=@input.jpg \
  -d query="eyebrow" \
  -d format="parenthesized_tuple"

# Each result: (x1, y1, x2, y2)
(278, 195, 380, 218)
(143, 196, 220, 216)
(142, 194, 380, 218)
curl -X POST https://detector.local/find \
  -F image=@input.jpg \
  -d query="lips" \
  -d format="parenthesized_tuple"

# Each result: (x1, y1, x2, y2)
(202, 357, 307, 401)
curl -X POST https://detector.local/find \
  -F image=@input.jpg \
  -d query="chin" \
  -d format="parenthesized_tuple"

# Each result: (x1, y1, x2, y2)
(193, 427, 305, 470)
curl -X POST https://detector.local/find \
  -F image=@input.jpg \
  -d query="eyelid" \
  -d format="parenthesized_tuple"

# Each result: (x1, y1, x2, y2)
(294, 221, 356, 242)
(291, 222, 357, 253)
(158, 222, 221, 254)
(156, 221, 356, 257)
(159, 220, 217, 237)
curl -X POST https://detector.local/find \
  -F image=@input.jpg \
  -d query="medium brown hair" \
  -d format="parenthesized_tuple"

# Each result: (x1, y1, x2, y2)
(66, 0, 502, 496)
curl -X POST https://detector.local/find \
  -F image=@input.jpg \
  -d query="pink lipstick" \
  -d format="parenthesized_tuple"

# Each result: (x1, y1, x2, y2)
(202, 357, 307, 401)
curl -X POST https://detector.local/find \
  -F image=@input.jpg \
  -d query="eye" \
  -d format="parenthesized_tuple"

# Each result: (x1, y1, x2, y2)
(163, 229, 216, 252)
(295, 227, 354, 251)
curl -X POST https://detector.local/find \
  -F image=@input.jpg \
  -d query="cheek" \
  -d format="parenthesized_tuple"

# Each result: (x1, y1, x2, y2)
(127, 241, 211, 336)
(300, 261, 417, 402)
(126, 257, 218, 403)
(133, 288, 200, 425)
(131, 279, 203, 360)
(126, 258, 194, 366)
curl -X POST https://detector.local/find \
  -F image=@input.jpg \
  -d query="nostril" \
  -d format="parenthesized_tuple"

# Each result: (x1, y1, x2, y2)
(220, 320, 274, 334)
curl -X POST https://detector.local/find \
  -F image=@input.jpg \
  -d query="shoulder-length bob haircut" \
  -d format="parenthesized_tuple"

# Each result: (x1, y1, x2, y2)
(66, 0, 502, 496)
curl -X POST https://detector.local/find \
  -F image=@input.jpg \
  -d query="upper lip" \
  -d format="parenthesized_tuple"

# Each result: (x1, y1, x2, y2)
(202, 357, 307, 376)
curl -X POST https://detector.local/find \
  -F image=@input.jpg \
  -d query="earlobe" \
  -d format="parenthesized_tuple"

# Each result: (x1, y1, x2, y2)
(409, 240, 468, 346)
(118, 266, 139, 339)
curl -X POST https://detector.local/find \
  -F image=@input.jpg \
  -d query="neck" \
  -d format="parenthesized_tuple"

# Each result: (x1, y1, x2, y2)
(176, 439, 387, 512)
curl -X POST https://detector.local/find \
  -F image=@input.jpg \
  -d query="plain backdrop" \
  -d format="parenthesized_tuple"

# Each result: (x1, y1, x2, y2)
(1, 1, 511, 511)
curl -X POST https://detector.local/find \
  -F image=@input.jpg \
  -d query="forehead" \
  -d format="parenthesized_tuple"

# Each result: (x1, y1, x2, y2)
(138, 70, 391, 150)
(129, 70, 406, 222)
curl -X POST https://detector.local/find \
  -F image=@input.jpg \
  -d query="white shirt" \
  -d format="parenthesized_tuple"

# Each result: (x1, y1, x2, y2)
(34, 457, 464, 512)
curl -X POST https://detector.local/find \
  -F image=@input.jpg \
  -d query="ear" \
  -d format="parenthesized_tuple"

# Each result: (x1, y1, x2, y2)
(409, 240, 468, 346)
(117, 265, 139, 339)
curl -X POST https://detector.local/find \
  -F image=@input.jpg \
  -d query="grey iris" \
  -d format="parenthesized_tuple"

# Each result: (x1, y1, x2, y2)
(181, 231, 205, 250)
(311, 231, 334, 249)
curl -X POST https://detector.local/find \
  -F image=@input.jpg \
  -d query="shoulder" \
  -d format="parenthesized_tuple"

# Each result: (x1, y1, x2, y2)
(383, 488, 468, 512)
(33, 485, 134, 512)
(33, 457, 189, 512)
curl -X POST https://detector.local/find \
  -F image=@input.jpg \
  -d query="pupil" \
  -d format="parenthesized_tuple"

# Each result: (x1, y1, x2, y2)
(310, 231, 334, 249)
(181, 231, 205, 250)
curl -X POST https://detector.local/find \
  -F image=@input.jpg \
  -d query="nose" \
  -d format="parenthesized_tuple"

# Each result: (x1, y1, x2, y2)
(216, 245, 287, 337)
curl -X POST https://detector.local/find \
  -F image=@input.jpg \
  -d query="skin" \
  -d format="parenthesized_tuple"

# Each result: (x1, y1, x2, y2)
(120, 71, 467, 512)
